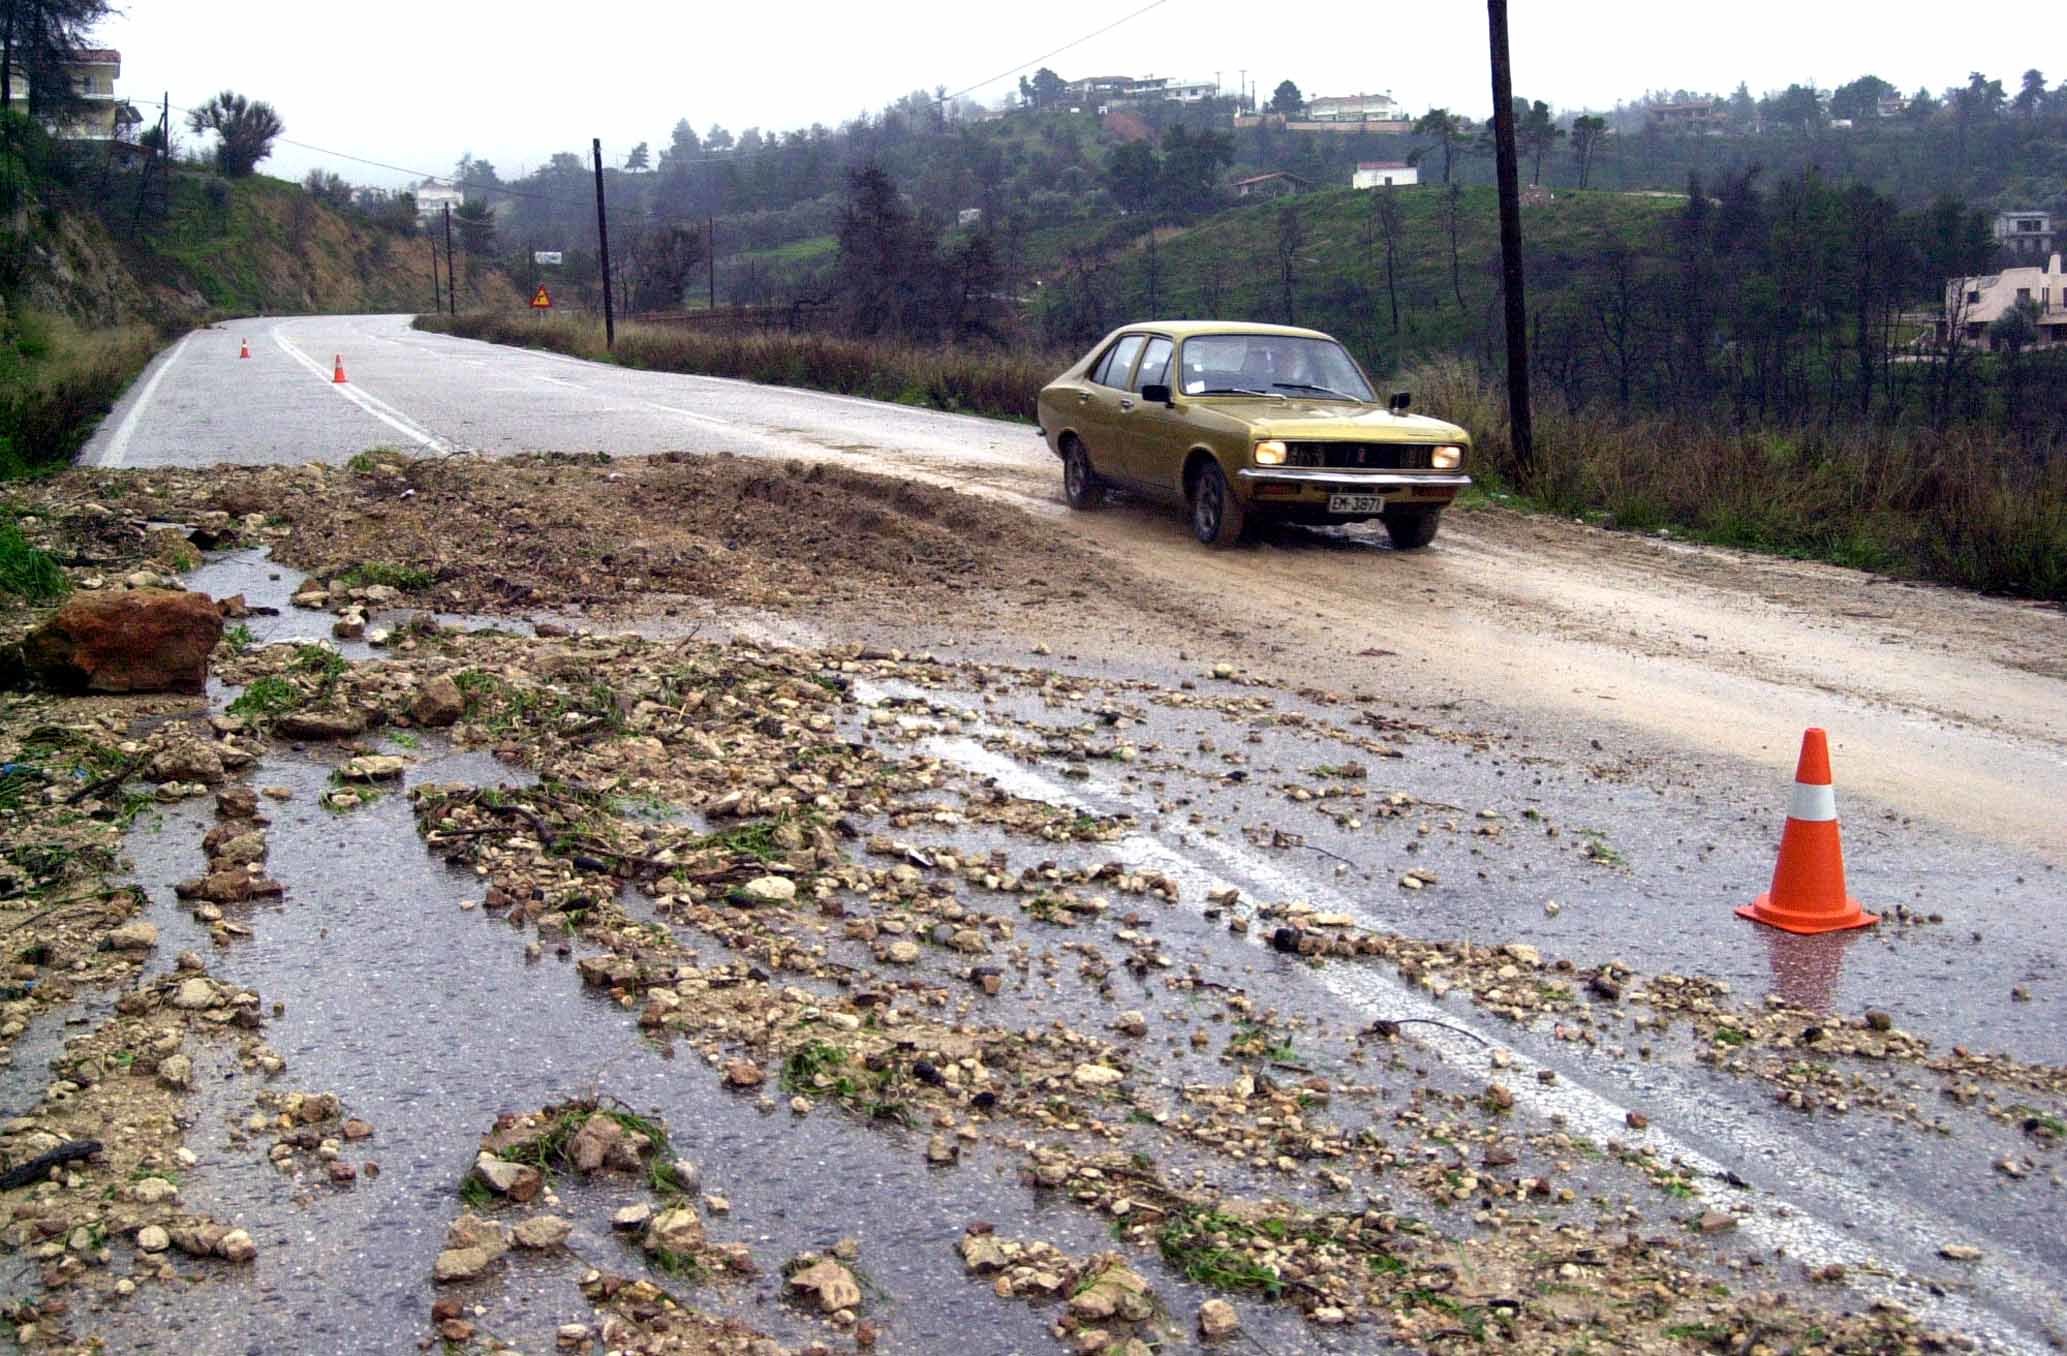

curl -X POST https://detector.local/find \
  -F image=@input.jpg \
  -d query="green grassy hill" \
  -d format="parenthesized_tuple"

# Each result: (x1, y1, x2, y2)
(1029, 185, 1681, 374)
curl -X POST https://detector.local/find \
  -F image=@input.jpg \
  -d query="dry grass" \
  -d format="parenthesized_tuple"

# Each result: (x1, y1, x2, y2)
(416, 311, 1062, 423)
(1413, 357, 2067, 602)
(0, 311, 161, 479)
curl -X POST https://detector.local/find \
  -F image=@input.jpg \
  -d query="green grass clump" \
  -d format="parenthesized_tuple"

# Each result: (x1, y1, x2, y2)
(226, 676, 301, 719)
(335, 561, 434, 591)
(0, 518, 68, 601)
(780, 1040, 850, 1096)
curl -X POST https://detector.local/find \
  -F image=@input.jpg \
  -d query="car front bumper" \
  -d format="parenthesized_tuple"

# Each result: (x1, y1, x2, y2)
(1235, 469, 1472, 492)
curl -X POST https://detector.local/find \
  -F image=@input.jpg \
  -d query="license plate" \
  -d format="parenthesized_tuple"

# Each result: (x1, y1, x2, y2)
(1327, 494, 1388, 515)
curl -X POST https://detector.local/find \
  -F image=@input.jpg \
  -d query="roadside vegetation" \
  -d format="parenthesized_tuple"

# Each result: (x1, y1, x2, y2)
(415, 311, 1060, 422)
(0, 306, 159, 478)
(1420, 357, 2067, 601)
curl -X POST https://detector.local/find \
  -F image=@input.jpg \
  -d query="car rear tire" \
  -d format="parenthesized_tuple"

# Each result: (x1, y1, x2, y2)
(1190, 461, 1249, 548)
(1062, 439, 1104, 510)
(1381, 506, 1442, 550)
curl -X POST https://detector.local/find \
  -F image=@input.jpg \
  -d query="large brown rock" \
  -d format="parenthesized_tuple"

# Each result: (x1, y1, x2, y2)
(22, 589, 221, 694)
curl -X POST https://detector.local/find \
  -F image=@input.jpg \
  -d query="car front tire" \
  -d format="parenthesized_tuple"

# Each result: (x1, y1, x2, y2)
(1190, 462, 1249, 548)
(1062, 438, 1104, 510)
(1381, 506, 1442, 549)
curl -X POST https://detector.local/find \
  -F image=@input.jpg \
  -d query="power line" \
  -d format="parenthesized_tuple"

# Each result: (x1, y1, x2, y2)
(940, 0, 1173, 104)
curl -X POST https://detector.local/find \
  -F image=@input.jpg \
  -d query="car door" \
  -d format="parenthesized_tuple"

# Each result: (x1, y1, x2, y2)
(1073, 334, 1145, 483)
(1117, 335, 1183, 495)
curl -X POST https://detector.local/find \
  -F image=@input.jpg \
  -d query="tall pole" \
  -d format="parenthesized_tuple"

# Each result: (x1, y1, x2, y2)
(443, 202, 458, 316)
(592, 138, 616, 349)
(1486, 0, 1535, 480)
(707, 215, 716, 311)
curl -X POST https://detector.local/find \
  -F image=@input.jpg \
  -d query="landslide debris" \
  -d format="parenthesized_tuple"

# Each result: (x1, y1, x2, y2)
(6, 451, 1104, 622)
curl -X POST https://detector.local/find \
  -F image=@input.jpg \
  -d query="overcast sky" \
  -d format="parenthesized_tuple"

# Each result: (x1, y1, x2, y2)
(96, 1, 2044, 188)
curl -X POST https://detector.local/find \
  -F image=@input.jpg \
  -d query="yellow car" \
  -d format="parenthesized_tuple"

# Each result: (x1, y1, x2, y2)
(1035, 321, 1471, 548)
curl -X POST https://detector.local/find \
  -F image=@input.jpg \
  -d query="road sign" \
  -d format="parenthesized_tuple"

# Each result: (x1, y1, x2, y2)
(530, 285, 552, 310)
(533, 251, 563, 265)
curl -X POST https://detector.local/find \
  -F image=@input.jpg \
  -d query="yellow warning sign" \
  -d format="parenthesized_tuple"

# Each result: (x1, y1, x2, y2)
(530, 285, 552, 310)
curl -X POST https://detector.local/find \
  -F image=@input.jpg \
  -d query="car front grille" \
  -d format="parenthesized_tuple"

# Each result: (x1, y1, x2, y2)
(1285, 442, 1439, 470)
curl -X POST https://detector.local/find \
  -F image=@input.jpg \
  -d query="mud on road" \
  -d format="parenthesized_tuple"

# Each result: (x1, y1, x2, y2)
(0, 457, 2062, 1355)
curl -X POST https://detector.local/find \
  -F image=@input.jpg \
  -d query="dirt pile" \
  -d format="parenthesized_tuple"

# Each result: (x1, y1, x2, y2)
(16, 451, 1104, 623)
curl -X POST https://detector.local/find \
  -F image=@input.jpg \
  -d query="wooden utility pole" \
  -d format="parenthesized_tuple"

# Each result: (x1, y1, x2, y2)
(1486, 0, 1535, 479)
(592, 138, 615, 349)
(443, 202, 458, 316)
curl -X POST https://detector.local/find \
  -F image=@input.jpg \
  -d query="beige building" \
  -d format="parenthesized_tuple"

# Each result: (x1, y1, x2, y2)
(1942, 253, 2067, 349)
(1, 48, 129, 139)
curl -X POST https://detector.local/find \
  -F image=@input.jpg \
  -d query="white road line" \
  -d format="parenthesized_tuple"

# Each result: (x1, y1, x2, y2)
(640, 402, 735, 428)
(879, 718, 2055, 1353)
(96, 333, 192, 467)
(270, 327, 458, 454)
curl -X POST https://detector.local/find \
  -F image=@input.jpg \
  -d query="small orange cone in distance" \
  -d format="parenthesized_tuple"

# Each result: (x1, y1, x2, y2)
(332, 354, 348, 384)
(1737, 728, 1878, 935)
(238, 338, 250, 359)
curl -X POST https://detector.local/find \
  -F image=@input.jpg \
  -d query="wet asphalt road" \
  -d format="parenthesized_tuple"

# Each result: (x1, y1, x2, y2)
(66, 314, 2067, 1352)
(83, 313, 1033, 473)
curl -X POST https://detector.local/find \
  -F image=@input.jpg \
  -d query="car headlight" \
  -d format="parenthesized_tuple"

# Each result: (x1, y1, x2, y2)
(1431, 445, 1463, 470)
(1254, 440, 1288, 466)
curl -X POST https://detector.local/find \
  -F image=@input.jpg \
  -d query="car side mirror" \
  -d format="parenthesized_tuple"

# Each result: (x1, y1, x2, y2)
(1388, 390, 1412, 413)
(1140, 383, 1173, 406)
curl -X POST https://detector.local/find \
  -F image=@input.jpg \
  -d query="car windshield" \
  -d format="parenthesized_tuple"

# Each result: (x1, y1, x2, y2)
(1178, 335, 1375, 402)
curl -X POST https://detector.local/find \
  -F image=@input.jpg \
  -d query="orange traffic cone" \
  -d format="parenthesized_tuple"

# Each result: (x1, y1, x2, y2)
(332, 354, 348, 384)
(238, 338, 250, 359)
(1737, 729, 1878, 935)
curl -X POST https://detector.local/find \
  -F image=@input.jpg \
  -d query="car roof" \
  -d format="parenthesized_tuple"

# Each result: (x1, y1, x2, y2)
(1114, 320, 1340, 341)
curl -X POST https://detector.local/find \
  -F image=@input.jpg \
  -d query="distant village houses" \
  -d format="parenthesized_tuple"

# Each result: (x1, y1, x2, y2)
(1995, 210, 2057, 263)
(1942, 253, 2067, 350)
(1352, 161, 1419, 189)
(1064, 75, 1219, 111)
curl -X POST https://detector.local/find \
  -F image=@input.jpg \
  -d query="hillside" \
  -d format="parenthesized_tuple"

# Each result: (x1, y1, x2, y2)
(1027, 185, 1682, 374)
(17, 170, 516, 326)
(3, 153, 516, 475)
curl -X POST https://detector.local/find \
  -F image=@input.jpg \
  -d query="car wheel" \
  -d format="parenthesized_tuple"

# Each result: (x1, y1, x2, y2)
(1062, 438, 1104, 510)
(1381, 506, 1441, 550)
(1190, 461, 1249, 548)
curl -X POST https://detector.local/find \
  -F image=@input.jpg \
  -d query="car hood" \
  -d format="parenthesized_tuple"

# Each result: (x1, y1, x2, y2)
(1205, 400, 1470, 444)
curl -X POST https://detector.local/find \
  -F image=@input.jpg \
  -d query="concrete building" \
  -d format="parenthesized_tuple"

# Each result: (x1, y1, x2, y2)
(415, 182, 465, 222)
(1, 48, 132, 139)
(1942, 253, 2067, 350)
(1995, 211, 2057, 263)
(1310, 93, 1402, 122)
(1645, 99, 1729, 134)
(1352, 161, 1419, 189)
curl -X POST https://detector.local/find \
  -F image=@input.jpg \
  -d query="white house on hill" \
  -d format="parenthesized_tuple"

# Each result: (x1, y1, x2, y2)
(1942, 253, 2067, 350)
(1352, 162, 1419, 189)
